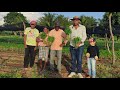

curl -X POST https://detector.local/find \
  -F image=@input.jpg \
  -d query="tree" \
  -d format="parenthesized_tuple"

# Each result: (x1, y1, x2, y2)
(4, 12, 27, 36)
(99, 12, 120, 30)
(109, 13, 116, 64)
(79, 15, 97, 38)
(99, 12, 120, 54)
(80, 15, 97, 30)
(55, 14, 71, 28)
(38, 13, 57, 27)
(38, 13, 71, 29)
(4, 12, 27, 26)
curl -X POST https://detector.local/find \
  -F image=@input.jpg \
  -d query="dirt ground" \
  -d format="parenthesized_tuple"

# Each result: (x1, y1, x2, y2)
(0, 51, 90, 78)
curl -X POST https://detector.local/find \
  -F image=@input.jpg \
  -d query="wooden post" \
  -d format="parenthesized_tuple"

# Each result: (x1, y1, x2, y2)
(109, 13, 115, 64)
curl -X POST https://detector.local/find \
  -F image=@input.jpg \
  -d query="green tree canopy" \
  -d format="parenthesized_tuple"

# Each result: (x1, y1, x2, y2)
(38, 13, 57, 27)
(80, 15, 97, 30)
(4, 12, 28, 27)
(38, 13, 71, 28)
(99, 12, 120, 29)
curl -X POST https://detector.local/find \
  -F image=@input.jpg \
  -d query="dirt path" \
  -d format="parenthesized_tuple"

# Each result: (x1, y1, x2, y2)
(0, 51, 88, 78)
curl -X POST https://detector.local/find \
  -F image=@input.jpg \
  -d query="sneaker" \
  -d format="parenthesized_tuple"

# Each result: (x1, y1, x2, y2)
(77, 73, 83, 78)
(68, 72, 76, 78)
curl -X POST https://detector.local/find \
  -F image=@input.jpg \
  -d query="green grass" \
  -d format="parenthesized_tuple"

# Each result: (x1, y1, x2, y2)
(0, 36, 24, 52)
(0, 35, 120, 78)
(1, 35, 120, 59)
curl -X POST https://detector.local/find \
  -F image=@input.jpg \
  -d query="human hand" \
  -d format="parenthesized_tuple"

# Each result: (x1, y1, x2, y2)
(34, 47, 37, 51)
(86, 53, 90, 58)
(60, 43, 65, 47)
(95, 56, 98, 60)
(24, 45, 27, 48)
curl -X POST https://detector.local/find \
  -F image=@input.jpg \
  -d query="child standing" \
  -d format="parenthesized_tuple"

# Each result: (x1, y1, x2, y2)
(86, 38, 99, 78)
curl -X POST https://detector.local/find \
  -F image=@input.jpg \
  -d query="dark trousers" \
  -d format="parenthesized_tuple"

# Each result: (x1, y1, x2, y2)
(70, 45, 84, 73)
(24, 45, 35, 68)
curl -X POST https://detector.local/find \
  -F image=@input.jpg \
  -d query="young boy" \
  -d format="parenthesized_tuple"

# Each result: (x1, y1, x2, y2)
(36, 27, 49, 73)
(86, 38, 99, 78)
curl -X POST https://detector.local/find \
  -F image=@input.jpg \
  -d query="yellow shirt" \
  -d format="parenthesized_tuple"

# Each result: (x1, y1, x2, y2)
(49, 29, 64, 50)
(24, 27, 39, 46)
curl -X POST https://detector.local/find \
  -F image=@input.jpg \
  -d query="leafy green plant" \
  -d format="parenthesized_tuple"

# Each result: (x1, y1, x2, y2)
(39, 32, 47, 39)
(73, 37, 81, 48)
(64, 27, 72, 35)
(47, 36, 55, 46)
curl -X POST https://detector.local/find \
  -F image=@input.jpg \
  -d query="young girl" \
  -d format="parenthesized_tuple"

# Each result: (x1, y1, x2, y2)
(36, 27, 49, 72)
(86, 38, 99, 78)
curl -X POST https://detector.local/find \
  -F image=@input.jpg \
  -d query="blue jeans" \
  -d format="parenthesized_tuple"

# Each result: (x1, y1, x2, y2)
(70, 45, 84, 73)
(87, 58, 96, 78)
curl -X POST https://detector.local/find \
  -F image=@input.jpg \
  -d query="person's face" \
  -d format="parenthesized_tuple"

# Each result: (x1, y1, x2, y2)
(43, 28, 48, 33)
(90, 41, 96, 46)
(89, 38, 96, 46)
(30, 22, 36, 29)
(73, 19, 80, 25)
(55, 26, 60, 31)
(89, 39, 96, 46)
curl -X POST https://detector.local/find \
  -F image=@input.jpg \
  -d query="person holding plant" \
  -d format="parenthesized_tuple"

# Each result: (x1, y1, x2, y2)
(23, 20, 39, 72)
(86, 37, 99, 78)
(49, 21, 67, 74)
(36, 27, 49, 72)
(68, 16, 87, 78)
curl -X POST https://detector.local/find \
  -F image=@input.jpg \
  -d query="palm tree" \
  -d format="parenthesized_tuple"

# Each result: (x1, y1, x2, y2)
(55, 14, 71, 27)
(38, 13, 57, 27)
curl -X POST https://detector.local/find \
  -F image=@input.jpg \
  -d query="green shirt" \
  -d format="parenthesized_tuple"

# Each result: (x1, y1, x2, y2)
(24, 27, 39, 46)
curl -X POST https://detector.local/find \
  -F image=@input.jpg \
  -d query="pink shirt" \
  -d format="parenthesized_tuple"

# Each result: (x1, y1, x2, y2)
(49, 29, 64, 50)
(38, 34, 48, 46)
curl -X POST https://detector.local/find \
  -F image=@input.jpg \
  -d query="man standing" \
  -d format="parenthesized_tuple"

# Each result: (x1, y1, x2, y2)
(23, 20, 39, 72)
(68, 16, 87, 78)
(49, 22, 66, 74)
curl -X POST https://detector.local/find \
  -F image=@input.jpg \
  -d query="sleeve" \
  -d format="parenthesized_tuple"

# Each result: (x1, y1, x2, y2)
(81, 26, 87, 43)
(96, 46, 99, 58)
(87, 46, 90, 53)
(24, 28, 28, 35)
(36, 29, 40, 37)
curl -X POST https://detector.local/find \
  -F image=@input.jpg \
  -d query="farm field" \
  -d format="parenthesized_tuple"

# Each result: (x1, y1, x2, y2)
(0, 35, 120, 78)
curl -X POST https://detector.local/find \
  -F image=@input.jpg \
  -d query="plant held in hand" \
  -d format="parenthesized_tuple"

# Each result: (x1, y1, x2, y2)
(73, 37, 81, 48)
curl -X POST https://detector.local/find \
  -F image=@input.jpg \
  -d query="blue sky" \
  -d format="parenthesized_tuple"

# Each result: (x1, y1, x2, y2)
(50, 12, 105, 19)
(0, 12, 105, 25)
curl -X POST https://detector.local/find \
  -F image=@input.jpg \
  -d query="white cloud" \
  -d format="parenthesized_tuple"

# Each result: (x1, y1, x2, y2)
(0, 12, 44, 25)
(0, 12, 9, 25)
(21, 12, 44, 21)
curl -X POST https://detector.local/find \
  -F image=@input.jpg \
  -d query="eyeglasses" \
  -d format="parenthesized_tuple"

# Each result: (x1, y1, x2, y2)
(30, 24, 35, 25)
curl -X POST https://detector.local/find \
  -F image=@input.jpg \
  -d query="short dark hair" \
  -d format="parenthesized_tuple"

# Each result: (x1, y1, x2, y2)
(43, 26, 48, 29)
(89, 37, 96, 42)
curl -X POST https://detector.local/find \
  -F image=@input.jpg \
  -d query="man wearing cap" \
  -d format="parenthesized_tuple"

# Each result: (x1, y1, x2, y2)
(23, 20, 39, 72)
(48, 22, 67, 74)
(68, 16, 87, 78)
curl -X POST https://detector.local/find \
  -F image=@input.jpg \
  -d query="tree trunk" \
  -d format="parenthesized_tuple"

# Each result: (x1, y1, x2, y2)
(23, 22, 26, 30)
(109, 13, 115, 64)
(105, 33, 111, 53)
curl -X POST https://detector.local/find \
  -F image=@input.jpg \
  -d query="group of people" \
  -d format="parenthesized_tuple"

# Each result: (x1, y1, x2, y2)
(23, 16, 99, 78)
